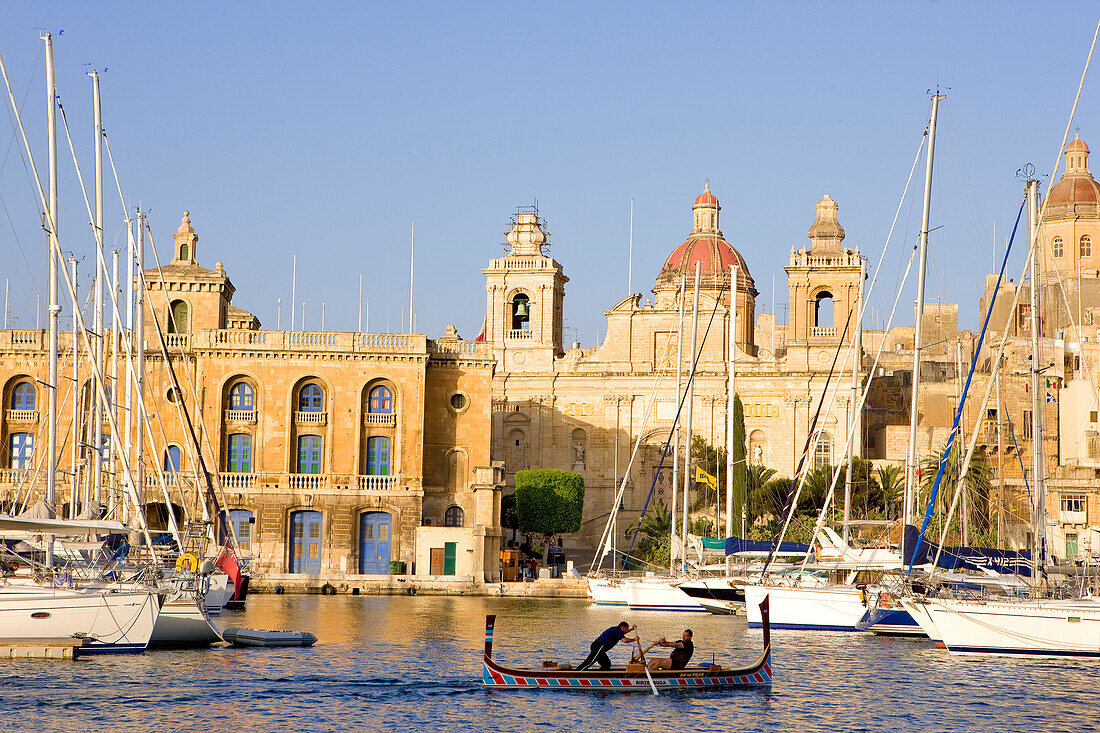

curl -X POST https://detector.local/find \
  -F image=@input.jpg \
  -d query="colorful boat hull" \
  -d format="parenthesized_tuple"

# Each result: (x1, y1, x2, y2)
(481, 597, 772, 691)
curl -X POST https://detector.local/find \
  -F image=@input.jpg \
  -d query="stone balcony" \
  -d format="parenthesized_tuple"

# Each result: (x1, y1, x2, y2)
(294, 410, 327, 426)
(224, 409, 257, 424)
(811, 326, 838, 338)
(5, 409, 39, 424)
(507, 329, 533, 340)
(363, 413, 396, 427)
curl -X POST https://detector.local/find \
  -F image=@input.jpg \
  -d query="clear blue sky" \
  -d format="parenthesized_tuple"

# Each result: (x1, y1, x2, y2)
(1, 2, 1098, 344)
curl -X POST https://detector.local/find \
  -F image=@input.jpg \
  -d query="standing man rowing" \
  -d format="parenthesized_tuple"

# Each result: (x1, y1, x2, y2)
(577, 621, 638, 670)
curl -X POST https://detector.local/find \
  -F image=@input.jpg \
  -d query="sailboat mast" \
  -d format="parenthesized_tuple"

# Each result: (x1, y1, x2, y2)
(843, 257, 866, 544)
(670, 273, 685, 572)
(134, 212, 146, 512)
(111, 247, 120, 511)
(70, 256, 79, 520)
(91, 69, 105, 506)
(682, 263, 700, 559)
(44, 33, 59, 567)
(725, 264, 737, 572)
(1026, 177, 1045, 579)
(903, 92, 943, 547)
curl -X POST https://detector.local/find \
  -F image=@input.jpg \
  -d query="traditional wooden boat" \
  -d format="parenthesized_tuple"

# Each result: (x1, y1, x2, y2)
(482, 596, 771, 691)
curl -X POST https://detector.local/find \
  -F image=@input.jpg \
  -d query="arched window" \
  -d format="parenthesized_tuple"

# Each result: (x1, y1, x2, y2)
(1053, 237, 1064, 258)
(367, 385, 393, 414)
(298, 383, 324, 412)
(814, 291, 834, 328)
(12, 381, 36, 411)
(511, 293, 530, 330)
(444, 505, 465, 527)
(163, 445, 182, 473)
(9, 432, 33, 469)
(366, 436, 391, 476)
(813, 431, 832, 470)
(169, 300, 189, 334)
(227, 434, 252, 473)
(229, 381, 254, 411)
(1082, 235, 1093, 257)
(447, 450, 466, 490)
(228, 509, 253, 551)
(179, 242, 189, 261)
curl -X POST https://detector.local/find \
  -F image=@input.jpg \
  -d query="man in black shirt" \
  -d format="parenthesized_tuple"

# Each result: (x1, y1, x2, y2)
(646, 629, 694, 670)
(577, 621, 638, 670)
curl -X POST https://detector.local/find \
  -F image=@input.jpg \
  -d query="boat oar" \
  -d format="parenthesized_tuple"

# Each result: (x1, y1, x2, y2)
(635, 637, 660, 696)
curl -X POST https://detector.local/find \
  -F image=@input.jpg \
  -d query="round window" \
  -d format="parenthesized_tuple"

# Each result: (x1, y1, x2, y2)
(166, 387, 181, 404)
(449, 393, 468, 411)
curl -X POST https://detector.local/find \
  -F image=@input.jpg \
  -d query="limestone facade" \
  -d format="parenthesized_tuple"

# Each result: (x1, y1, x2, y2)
(0, 213, 503, 581)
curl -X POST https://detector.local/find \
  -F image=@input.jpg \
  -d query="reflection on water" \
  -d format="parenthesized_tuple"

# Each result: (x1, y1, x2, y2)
(3, 595, 1100, 732)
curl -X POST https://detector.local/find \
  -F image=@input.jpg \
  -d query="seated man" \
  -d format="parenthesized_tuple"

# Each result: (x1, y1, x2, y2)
(646, 629, 694, 670)
(577, 621, 638, 670)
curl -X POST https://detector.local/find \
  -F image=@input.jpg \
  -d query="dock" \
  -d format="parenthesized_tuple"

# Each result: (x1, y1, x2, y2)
(0, 637, 90, 660)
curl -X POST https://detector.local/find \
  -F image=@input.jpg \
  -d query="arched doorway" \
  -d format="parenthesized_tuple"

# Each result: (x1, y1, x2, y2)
(289, 510, 323, 573)
(358, 511, 392, 574)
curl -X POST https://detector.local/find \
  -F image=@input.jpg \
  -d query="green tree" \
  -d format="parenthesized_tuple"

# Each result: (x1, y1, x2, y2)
(745, 464, 777, 532)
(628, 501, 672, 568)
(514, 469, 585, 537)
(731, 394, 747, 537)
(876, 464, 904, 519)
(919, 441, 994, 543)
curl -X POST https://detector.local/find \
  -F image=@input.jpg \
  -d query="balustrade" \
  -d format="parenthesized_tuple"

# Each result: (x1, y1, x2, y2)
(363, 413, 396, 427)
(507, 329, 533, 340)
(294, 411, 327, 425)
(224, 409, 257, 423)
(5, 409, 38, 423)
(289, 473, 329, 489)
(358, 474, 398, 491)
(220, 472, 256, 489)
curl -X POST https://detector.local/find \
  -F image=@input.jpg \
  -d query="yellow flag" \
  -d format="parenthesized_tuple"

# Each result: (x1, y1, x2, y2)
(694, 466, 717, 488)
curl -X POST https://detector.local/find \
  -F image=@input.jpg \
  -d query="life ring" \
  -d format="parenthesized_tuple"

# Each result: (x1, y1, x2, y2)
(320, 583, 337, 596)
(175, 552, 200, 573)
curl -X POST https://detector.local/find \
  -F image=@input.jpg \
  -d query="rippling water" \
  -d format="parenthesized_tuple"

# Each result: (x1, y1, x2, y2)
(3, 594, 1099, 731)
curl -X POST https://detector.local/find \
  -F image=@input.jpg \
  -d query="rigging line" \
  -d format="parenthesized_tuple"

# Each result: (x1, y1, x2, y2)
(623, 274, 730, 567)
(0, 54, 40, 315)
(942, 103, 994, 273)
(0, 50, 159, 561)
(0, 49, 38, 182)
(920, 197, 1026, 570)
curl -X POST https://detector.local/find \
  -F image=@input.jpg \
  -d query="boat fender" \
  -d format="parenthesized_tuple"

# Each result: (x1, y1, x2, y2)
(320, 583, 337, 595)
(708, 664, 723, 673)
(175, 552, 200, 574)
(274, 585, 285, 594)
(200, 558, 216, 575)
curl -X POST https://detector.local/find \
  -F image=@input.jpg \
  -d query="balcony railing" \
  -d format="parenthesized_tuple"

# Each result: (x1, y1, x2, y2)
(429, 340, 491, 357)
(200, 329, 426, 354)
(220, 472, 256, 489)
(294, 411, 327, 425)
(810, 327, 838, 338)
(2, 330, 42, 350)
(0, 468, 32, 485)
(507, 329, 533, 340)
(166, 333, 191, 349)
(289, 473, 329, 489)
(363, 412, 396, 427)
(224, 409, 257, 423)
(6, 409, 39, 423)
(358, 474, 398, 491)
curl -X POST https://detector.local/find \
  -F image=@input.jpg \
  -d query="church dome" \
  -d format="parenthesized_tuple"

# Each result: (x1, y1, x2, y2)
(1047, 134, 1100, 210)
(656, 185, 755, 291)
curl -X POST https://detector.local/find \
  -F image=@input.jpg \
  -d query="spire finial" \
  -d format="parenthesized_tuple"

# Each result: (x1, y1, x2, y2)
(704, 178, 710, 192)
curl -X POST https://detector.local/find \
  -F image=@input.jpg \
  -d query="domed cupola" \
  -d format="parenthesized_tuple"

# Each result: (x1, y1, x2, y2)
(1046, 134, 1100, 216)
(656, 184, 756, 294)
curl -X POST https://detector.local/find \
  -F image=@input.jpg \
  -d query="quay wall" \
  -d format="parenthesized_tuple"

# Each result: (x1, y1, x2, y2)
(251, 573, 588, 597)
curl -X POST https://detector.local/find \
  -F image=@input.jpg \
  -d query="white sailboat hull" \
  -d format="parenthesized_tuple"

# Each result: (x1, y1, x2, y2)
(0, 582, 160, 653)
(909, 597, 1100, 657)
(150, 594, 222, 646)
(586, 578, 627, 606)
(744, 583, 868, 631)
(619, 577, 707, 613)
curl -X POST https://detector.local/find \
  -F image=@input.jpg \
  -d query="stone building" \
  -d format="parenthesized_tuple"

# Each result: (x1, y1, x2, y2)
(482, 187, 868, 546)
(0, 212, 503, 581)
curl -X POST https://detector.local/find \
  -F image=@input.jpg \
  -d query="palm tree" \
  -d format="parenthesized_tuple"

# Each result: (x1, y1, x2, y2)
(876, 464, 904, 519)
(635, 501, 672, 542)
(919, 440, 994, 543)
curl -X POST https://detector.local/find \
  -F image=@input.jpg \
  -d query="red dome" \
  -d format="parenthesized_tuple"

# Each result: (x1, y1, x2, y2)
(660, 235, 753, 288)
(694, 189, 719, 208)
(1047, 175, 1100, 206)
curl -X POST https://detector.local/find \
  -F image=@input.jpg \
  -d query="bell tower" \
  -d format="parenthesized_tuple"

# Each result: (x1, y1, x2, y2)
(786, 195, 863, 353)
(482, 205, 568, 372)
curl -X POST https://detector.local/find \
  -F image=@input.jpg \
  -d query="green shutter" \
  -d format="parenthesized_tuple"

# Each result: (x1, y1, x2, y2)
(443, 542, 457, 575)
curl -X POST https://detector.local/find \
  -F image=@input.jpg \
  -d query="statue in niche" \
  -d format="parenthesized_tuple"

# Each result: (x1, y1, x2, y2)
(572, 442, 586, 471)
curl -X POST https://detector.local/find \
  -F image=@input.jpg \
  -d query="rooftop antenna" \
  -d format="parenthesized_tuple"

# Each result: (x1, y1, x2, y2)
(409, 222, 414, 334)
(290, 254, 297, 331)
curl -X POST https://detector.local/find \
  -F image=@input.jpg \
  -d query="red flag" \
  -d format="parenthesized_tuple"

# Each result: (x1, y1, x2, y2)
(215, 546, 242, 600)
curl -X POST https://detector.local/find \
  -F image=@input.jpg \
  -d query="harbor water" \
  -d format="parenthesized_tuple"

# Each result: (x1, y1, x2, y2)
(3, 595, 1099, 732)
